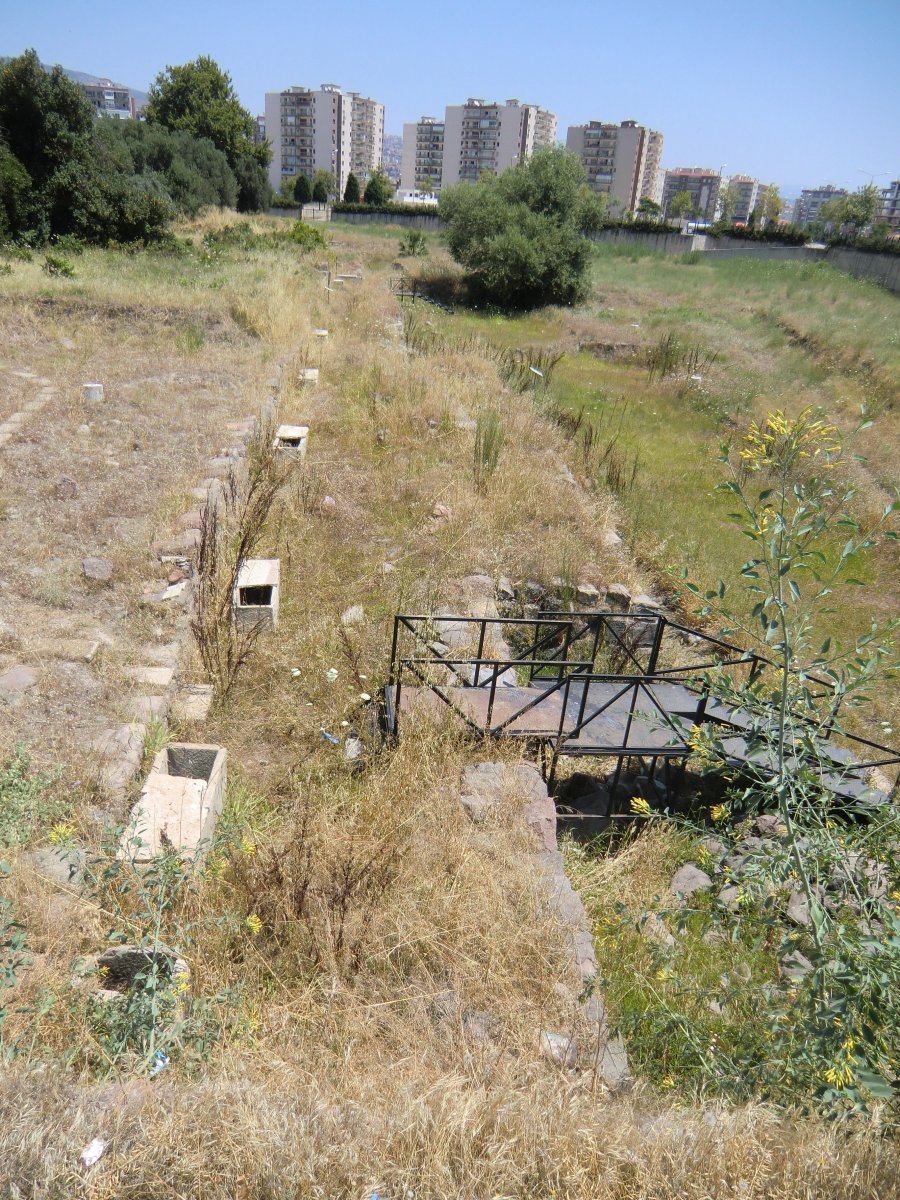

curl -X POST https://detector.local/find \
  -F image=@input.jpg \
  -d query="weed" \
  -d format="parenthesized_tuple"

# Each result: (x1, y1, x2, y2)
(473, 409, 505, 493)
(42, 255, 75, 278)
(0, 747, 64, 849)
(398, 229, 428, 258)
(178, 322, 206, 352)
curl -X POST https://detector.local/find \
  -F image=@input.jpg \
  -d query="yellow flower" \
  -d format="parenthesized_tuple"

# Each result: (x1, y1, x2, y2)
(245, 914, 263, 936)
(660, 1074, 675, 1089)
(240, 836, 257, 856)
(710, 804, 728, 824)
(48, 822, 77, 845)
(630, 795, 652, 817)
(655, 968, 671, 981)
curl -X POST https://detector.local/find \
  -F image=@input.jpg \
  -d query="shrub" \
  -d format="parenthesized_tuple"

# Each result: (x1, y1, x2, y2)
(42, 253, 75, 277)
(363, 169, 393, 206)
(289, 221, 328, 252)
(439, 148, 598, 309)
(234, 154, 271, 213)
(0, 146, 32, 240)
(398, 229, 427, 257)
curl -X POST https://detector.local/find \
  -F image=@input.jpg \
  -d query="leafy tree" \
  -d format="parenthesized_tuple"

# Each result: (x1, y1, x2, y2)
(312, 169, 335, 201)
(233, 155, 271, 213)
(719, 181, 739, 223)
(95, 120, 237, 213)
(0, 145, 33, 238)
(312, 178, 329, 203)
(439, 147, 598, 310)
(668, 190, 694, 220)
(762, 184, 782, 227)
(294, 174, 312, 204)
(820, 184, 880, 234)
(363, 168, 393, 206)
(343, 172, 360, 203)
(0, 50, 93, 189)
(146, 56, 269, 172)
(637, 196, 661, 218)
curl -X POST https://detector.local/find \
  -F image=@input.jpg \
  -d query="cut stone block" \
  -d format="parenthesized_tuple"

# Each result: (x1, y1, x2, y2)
(233, 558, 280, 632)
(171, 683, 214, 724)
(123, 665, 175, 690)
(273, 424, 309, 459)
(0, 664, 38, 699)
(313, 328, 328, 338)
(123, 743, 227, 862)
(82, 556, 113, 583)
(297, 367, 319, 384)
(31, 637, 100, 664)
(82, 383, 104, 402)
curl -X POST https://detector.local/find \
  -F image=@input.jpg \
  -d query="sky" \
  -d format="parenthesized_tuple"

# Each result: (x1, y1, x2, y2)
(4, 0, 899, 195)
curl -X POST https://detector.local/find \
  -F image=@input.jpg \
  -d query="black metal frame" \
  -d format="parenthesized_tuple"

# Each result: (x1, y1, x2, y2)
(387, 612, 900, 795)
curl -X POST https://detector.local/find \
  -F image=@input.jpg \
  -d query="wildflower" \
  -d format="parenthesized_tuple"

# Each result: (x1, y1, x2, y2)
(710, 804, 728, 824)
(48, 822, 77, 845)
(630, 795, 652, 817)
(660, 1074, 675, 1089)
(240, 836, 257, 857)
(655, 968, 671, 981)
(245, 914, 263, 936)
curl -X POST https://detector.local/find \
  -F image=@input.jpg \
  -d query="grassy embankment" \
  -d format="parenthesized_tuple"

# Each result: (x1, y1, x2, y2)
(0, 216, 898, 1196)
(422, 243, 899, 734)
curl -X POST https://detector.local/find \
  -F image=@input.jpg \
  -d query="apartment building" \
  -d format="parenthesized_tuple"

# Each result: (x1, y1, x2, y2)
(254, 115, 266, 146)
(566, 119, 663, 212)
(264, 83, 384, 196)
(348, 92, 385, 183)
(80, 79, 137, 119)
(792, 185, 847, 226)
(662, 167, 722, 221)
(439, 98, 557, 188)
(725, 175, 761, 223)
(878, 179, 900, 232)
(400, 116, 445, 194)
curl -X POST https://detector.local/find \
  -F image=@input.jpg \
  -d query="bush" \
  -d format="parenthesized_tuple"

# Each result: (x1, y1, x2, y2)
(439, 148, 596, 309)
(706, 223, 807, 246)
(331, 202, 439, 217)
(234, 155, 271, 213)
(288, 221, 328, 252)
(0, 146, 33, 240)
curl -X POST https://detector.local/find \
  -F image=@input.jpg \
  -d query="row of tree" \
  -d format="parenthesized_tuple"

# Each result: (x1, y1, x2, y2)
(280, 167, 394, 206)
(0, 51, 271, 244)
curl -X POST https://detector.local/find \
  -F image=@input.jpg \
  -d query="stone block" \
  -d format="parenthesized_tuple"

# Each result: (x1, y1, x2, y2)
(298, 367, 319, 384)
(170, 683, 215, 724)
(273, 424, 309, 459)
(123, 665, 175, 690)
(82, 557, 113, 583)
(605, 583, 631, 610)
(82, 383, 104, 402)
(669, 863, 713, 899)
(123, 743, 227, 863)
(575, 582, 601, 607)
(314, 328, 328, 338)
(0, 663, 38, 700)
(233, 558, 280, 632)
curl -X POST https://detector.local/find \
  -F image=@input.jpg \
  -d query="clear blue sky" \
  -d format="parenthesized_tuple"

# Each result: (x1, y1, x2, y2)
(4, 0, 899, 194)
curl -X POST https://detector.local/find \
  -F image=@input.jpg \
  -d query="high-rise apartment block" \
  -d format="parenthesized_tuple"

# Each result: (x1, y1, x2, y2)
(400, 117, 445, 194)
(264, 83, 384, 197)
(441, 98, 557, 187)
(400, 98, 556, 196)
(727, 175, 761, 223)
(877, 180, 900, 232)
(566, 120, 663, 211)
(792, 186, 847, 226)
(662, 168, 722, 221)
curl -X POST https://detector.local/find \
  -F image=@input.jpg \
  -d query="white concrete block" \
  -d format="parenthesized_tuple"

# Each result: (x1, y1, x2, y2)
(82, 383, 104, 402)
(124, 743, 227, 862)
(273, 424, 309, 460)
(298, 367, 319, 384)
(233, 558, 280, 632)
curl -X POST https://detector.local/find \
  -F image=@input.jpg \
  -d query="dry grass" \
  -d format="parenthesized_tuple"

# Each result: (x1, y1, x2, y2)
(1, 216, 897, 1197)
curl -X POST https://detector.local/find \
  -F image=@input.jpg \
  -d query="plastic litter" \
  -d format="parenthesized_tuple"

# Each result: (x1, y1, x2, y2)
(359, 692, 372, 702)
(80, 1137, 106, 1168)
(290, 667, 301, 678)
(150, 1049, 169, 1076)
(320, 728, 341, 745)
(529, 366, 544, 378)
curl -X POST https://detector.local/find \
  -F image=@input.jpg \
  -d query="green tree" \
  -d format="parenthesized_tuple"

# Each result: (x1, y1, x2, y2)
(0, 145, 33, 238)
(146, 56, 268, 173)
(762, 184, 782, 226)
(820, 184, 880, 235)
(439, 147, 596, 310)
(293, 174, 312, 204)
(719, 181, 739, 223)
(312, 169, 334, 202)
(637, 196, 661, 218)
(343, 171, 361, 203)
(0, 50, 93, 189)
(233, 156, 271, 213)
(667, 190, 694, 220)
(363, 168, 393, 206)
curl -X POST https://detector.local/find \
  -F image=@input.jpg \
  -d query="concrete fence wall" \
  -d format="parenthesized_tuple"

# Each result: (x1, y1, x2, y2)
(588, 228, 694, 255)
(330, 210, 444, 229)
(824, 246, 900, 295)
